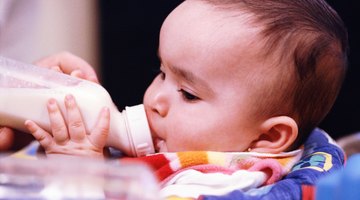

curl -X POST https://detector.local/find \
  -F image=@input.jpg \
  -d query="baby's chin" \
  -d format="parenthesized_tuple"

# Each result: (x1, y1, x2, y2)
(155, 139, 168, 153)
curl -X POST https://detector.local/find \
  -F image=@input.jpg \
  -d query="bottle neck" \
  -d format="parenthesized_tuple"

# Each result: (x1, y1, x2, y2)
(107, 104, 155, 157)
(106, 110, 131, 155)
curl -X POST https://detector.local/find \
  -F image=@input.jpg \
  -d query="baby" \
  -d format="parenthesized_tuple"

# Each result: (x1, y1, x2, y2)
(25, 0, 348, 156)
(20, 0, 348, 198)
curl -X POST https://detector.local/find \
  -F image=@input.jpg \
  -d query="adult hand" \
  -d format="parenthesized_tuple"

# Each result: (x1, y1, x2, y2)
(0, 52, 100, 151)
(34, 51, 99, 83)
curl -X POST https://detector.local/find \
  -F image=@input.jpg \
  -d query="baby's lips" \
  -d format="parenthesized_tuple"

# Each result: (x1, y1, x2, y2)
(143, 107, 167, 152)
(155, 139, 168, 152)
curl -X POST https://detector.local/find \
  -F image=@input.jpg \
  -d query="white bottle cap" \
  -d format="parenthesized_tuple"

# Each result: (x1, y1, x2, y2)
(124, 104, 155, 157)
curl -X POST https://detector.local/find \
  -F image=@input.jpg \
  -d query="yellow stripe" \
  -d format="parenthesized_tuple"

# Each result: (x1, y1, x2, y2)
(207, 151, 226, 166)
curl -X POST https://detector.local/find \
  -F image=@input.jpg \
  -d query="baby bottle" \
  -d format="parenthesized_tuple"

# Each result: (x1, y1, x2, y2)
(0, 56, 154, 157)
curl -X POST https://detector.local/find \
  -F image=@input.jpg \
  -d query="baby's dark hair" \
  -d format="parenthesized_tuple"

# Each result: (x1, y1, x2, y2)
(198, 0, 349, 149)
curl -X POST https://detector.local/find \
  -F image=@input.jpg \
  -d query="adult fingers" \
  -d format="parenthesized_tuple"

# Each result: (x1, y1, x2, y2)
(89, 107, 110, 149)
(70, 69, 84, 79)
(64, 94, 86, 142)
(34, 51, 99, 83)
(25, 120, 53, 149)
(50, 66, 63, 73)
(47, 98, 68, 144)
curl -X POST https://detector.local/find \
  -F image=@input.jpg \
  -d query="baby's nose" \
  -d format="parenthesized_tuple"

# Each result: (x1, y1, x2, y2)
(150, 90, 169, 117)
(145, 83, 170, 118)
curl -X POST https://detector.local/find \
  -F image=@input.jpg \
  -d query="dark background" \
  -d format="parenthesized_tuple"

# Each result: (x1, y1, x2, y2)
(99, 1, 360, 140)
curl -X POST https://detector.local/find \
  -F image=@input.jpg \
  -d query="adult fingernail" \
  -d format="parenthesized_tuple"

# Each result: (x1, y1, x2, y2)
(51, 66, 62, 72)
(71, 70, 83, 78)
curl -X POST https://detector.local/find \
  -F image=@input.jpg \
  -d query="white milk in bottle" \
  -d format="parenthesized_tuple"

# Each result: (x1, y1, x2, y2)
(0, 56, 154, 157)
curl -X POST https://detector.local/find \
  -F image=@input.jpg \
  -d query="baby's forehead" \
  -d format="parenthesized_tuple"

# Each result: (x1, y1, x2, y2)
(164, 0, 285, 75)
(180, 0, 316, 45)
(172, 1, 266, 47)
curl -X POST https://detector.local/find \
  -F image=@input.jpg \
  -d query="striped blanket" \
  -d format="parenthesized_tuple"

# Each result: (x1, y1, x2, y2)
(9, 128, 345, 200)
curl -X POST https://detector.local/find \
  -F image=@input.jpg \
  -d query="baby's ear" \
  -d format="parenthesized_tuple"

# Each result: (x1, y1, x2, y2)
(249, 116, 298, 153)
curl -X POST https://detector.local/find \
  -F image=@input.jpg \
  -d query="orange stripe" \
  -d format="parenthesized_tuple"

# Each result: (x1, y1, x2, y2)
(177, 151, 209, 168)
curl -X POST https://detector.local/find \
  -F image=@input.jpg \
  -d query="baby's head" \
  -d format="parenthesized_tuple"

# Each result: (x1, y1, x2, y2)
(144, 0, 348, 153)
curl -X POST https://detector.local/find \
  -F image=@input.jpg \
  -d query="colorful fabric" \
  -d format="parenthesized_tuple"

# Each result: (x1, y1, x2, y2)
(9, 128, 345, 200)
(122, 149, 302, 199)
(199, 128, 345, 200)
(126, 150, 302, 183)
(9, 140, 39, 160)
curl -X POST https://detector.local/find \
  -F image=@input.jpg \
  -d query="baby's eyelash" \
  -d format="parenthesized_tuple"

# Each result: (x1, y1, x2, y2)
(154, 65, 199, 101)
(153, 68, 166, 80)
(160, 71, 166, 80)
(152, 68, 162, 75)
(177, 89, 199, 101)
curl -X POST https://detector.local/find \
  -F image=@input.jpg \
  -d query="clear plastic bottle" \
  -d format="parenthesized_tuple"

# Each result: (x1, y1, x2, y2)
(0, 155, 161, 199)
(0, 56, 154, 157)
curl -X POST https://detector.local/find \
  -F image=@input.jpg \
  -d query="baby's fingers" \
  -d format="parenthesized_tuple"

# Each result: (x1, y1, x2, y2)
(25, 120, 53, 148)
(89, 107, 110, 148)
(47, 99, 68, 144)
(65, 95, 86, 142)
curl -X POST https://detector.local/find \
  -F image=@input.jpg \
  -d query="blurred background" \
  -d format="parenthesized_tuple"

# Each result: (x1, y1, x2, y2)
(0, 0, 99, 70)
(0, 0, 358, 140)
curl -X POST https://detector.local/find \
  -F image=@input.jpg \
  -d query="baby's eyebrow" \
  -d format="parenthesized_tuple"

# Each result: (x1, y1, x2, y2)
(168, 64, 215, 96)
(157, 49, 214, 95)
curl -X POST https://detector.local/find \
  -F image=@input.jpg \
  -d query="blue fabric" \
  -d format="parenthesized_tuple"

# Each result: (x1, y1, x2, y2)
(200, 128, 345, 200)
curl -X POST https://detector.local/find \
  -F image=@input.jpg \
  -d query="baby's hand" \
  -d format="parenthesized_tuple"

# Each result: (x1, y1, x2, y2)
(25, 94, 110, 158)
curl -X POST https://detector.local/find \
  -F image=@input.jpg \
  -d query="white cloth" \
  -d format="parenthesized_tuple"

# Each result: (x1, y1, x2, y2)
(160, 169, 267, 199)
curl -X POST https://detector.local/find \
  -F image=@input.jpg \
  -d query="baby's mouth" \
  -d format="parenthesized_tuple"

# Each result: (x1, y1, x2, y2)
(145, 111, 167, 152)
(155, 138, 168, 153)
(147, 118, 167, 152)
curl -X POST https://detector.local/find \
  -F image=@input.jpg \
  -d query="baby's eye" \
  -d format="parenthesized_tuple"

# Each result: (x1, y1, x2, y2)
(159, 66, 167, 80)
(178, 89, 199, 101)
(155, 69, 165, 80)
(153, 67, 166, 80)
(159, 71, 166, 80)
